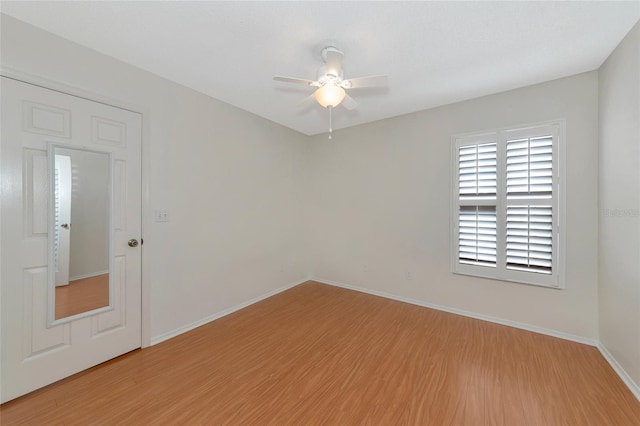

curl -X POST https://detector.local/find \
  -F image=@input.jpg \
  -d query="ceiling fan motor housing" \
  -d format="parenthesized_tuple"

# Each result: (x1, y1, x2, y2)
(320, 46, 345, 80)
(317, 66, 344, 83)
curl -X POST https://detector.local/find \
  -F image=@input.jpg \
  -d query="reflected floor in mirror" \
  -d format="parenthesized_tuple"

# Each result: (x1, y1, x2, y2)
(55, 274, 109, 319)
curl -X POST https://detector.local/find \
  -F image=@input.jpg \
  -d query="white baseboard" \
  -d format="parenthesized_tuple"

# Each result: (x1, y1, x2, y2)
(69, 270, 109, 281)
(312, 277, 598, 347)
(598, 343, 640, 402)
(150, 277, 310, 346)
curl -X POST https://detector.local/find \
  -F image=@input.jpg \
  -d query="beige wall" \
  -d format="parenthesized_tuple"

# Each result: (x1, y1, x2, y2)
(1, 14, 310, 341)
(307, 72, 599, 341)
(4, 14, 635, 365)
(598, 21, 640, 387)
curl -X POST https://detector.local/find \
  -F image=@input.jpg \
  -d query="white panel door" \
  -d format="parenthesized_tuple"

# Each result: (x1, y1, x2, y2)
(0, 77, 142, 403)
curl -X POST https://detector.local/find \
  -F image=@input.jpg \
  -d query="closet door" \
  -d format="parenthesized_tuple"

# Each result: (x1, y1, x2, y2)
(1, 77, 142, 402)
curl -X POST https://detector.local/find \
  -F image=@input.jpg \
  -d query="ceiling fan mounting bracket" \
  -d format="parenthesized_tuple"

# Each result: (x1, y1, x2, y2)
(317, 66, 344, 83)
(321, 46, 343, 63)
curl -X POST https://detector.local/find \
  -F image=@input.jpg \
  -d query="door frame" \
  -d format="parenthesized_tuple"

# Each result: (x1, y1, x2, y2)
(1, 65, 152, 348)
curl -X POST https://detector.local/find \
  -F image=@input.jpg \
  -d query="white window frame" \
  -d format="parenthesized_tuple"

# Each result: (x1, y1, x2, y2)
(450, 120, 566, 289)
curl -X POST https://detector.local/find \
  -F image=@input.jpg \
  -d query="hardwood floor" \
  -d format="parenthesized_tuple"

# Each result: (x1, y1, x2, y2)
(2, 281, 639, 425)
(55, 273, 110, 319)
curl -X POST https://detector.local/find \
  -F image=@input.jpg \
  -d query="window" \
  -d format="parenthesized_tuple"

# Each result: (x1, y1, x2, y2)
(451, 122, 564, 288)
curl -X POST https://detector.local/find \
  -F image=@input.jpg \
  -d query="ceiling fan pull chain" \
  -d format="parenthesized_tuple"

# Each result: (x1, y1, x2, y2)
(328, 105, 333, 140)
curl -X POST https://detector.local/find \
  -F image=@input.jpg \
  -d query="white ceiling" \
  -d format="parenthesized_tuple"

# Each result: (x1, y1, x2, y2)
(2, 1, 639, 136)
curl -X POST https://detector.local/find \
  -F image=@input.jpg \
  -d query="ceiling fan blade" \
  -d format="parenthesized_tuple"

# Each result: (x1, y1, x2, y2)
(298, 93, 316, 108)
(324, 48, 344, 77)
(341, 93, 357, 111)
(273, 76, 317, 86)
(343, 75, 388, 89)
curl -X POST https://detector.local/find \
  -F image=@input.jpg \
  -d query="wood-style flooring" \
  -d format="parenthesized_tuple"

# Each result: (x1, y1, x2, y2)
(55, 273, 109, 319)
(2, 281, 639, 425)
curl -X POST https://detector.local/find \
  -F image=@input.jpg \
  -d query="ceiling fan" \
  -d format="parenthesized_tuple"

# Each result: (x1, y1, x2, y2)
(274, 46, 387, 138)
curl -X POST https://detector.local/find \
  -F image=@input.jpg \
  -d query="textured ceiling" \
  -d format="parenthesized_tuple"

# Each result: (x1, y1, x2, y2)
(2, 1, 639, 136)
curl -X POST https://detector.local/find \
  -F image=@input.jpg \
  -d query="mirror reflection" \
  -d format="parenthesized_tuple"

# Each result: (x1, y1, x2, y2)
(51, 147, 111, 321)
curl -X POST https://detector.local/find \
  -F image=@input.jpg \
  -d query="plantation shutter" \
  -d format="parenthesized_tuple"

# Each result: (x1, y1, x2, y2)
(458, 142, 497, 268)
(506, 205, 553, 274)
(459, 143, 497, 198)
(453, 123, 561, 288)
(505, 135, 554, 274)
(459, 206, 497, 267)
(506, 136, 553, 198)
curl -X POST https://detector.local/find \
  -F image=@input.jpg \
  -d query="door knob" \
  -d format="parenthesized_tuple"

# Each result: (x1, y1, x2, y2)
(128, 239, 139, 248)
(61, 223, 70, 229)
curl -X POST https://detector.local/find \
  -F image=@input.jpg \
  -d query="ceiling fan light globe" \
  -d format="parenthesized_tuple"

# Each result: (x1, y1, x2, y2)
(314, 84, 346, 108)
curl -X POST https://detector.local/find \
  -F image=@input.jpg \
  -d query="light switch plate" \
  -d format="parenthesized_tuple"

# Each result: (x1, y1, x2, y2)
(154, 210, 169, 222)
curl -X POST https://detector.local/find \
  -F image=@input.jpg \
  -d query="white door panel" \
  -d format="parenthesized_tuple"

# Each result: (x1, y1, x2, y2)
(1, 77, 142, 403)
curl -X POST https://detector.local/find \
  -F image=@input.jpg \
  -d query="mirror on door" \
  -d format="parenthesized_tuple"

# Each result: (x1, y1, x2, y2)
(48, 145, 112, 325)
